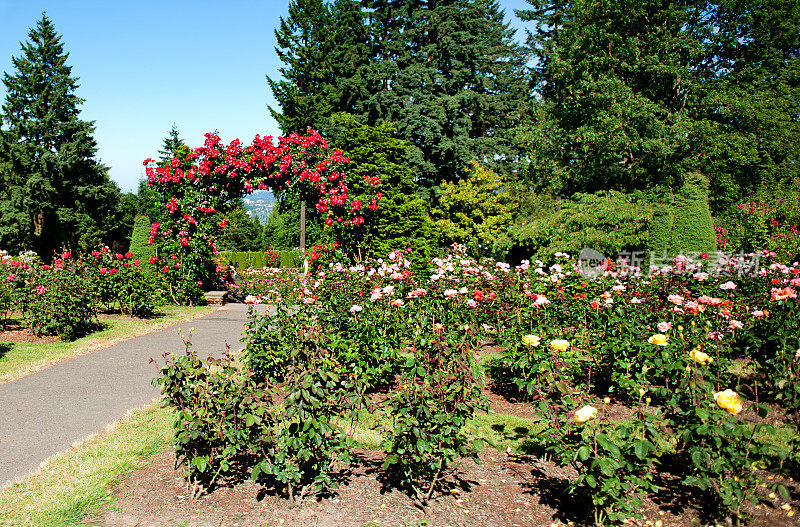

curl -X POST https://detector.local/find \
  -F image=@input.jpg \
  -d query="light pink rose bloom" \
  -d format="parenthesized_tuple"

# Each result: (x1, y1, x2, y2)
(667, 294, 684, 305)
(657, 322, 672, 332)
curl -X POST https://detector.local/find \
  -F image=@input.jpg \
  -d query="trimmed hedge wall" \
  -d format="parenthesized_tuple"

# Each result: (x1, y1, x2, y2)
(220, 251, 298, 269)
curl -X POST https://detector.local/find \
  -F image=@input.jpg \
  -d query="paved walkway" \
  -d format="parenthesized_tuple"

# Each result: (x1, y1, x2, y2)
(0, 303, 258, 487)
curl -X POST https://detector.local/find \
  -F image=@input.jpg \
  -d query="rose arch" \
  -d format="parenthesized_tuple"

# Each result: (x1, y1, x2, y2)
(142, 128, 382, 302)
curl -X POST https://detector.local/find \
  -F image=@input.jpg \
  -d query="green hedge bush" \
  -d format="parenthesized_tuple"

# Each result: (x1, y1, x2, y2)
(220, 251, 298, 269)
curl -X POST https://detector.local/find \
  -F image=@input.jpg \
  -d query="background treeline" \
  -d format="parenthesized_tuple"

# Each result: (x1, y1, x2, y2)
(264, 0, 800, 262)
(1, 3, 798, 263)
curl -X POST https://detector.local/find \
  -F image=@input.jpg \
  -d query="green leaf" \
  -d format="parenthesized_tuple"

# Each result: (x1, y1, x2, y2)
(777, 484, 790, 500)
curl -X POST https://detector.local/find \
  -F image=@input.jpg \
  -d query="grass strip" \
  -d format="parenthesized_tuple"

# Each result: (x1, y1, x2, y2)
(0, 305, 210, 384)
(0, 401, 175, 527)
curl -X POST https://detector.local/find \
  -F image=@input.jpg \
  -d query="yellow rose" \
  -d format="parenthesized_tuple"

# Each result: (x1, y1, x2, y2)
(522, 334, 541, 347)
(550, 339, 570, 352)
(689, 348, 713, 365)
(714, 389, 743, 415)
(648, 334, 669, 346)
(574, 405, 597, 424)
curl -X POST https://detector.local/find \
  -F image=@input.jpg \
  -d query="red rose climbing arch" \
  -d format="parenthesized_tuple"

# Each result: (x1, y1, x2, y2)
(143, 128, 382, 302)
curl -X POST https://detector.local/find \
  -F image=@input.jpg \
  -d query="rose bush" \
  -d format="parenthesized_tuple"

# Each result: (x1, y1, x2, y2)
(156, 244, 799, 524)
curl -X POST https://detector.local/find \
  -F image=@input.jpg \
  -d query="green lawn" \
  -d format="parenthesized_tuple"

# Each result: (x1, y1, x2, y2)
(0, 305, 210, 383)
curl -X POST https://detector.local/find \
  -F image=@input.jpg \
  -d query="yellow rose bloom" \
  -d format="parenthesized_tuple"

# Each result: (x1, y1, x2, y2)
(522, 334, 541, 347)
(550, 339, 570, 352)
(574, 405, 597, 424)
(714, 389, 743, 415)
(689, 348, 713, 365)
(648, 334, 669, 346)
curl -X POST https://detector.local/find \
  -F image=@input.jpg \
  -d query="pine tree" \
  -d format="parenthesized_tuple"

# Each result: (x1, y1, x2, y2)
(327, 113, 437, 268)
(327, 0, 371, 118)
(0, 13, 123, 256)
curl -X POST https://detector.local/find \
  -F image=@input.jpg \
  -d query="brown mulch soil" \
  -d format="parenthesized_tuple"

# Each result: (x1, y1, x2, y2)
(90, 446, 799, 527)
(0, 322, 59, 343)
(0, 312, 148, 344)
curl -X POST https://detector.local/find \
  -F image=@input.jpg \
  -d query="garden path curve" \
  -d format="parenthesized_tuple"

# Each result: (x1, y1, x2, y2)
(0, 303, 261, 487)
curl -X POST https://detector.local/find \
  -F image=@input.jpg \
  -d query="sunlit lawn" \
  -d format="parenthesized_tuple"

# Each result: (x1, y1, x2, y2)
(0, 305, 210, 383)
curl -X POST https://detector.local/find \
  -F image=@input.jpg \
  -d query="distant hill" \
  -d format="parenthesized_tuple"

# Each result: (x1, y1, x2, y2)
(242, 190, 276, 222)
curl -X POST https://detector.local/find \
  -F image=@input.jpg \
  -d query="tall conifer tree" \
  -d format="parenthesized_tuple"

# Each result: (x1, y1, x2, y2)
(268, 0, 336, 134)
(0, 13, 123, 256)
(517, 0, 708, 197)
(391, 0, 528, 196)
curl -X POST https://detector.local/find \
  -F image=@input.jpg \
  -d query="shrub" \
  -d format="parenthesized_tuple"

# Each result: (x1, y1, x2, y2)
(128, 215, 156, 267)
(85, 248, 163, 317)
(279, 249, 297, 268)
(219, 251, 268, 269)
(662, 172, 717, 255)
(264, 249, 280, 267)
(0, 251, 26, 329)
(153, 341, 275, 497)
(383, 324, 486, 505)
(715, 188, 800, 262)
(21, 254, 100, 341)
(506, 190, 654, 262)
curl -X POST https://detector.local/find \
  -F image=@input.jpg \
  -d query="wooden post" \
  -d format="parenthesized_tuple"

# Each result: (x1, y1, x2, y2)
(299, 201, 309, 274)
(300, 201, 306, 252)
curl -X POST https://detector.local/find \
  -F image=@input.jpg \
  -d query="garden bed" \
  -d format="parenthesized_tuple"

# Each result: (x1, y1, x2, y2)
(92, 446, 799, 527)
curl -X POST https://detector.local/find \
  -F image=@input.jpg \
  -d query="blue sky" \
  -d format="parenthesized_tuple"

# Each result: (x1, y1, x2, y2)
(0, 0, 533, 193)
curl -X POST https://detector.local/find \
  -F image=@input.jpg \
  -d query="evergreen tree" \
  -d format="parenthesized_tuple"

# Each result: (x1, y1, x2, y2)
(0, 13, 122, 256)
(358, 0, 421, 127)
(516, 0, 708, 197)
(216, 202, 263, 252)
(261, 191, 325, 249)
(327, 113, 437, 267)
(268, 0, 336, 134)
(327, 0, 371, 119)
(157, 123, 186, 164)
(433, 160, 517, 256)
(516, 0, 799, 215)
(355, 0, 529, 200)
(269, 1, 528, 201)
(701, 0, 800, 211)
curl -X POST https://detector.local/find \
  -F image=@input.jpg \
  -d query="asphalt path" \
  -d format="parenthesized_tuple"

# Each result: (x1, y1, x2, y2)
(0, 303, 259, 487)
